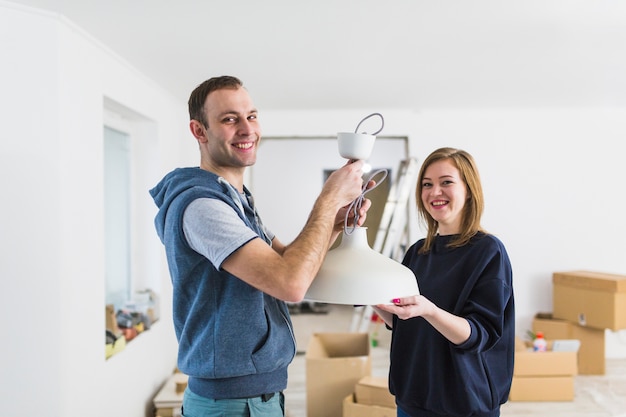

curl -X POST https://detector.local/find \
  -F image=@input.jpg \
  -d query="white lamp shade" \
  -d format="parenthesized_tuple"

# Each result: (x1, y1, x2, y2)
(305, 227, 420, 305)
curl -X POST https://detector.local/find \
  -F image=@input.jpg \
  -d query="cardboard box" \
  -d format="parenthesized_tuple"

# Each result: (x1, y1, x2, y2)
(553, 270, 626, 331)
(509, 376, 575, 401)
(513, 347, 578, 377)
(355, 376, 396, 408)
(105, 304, 122, 336)
(533, 312, 606, 374)
(306, 333, 371, 417)
(343, 394, 396, 417)
(154, 407, 181, 417)
(509, 337, 578, 401)
(153, 373, 184, 417)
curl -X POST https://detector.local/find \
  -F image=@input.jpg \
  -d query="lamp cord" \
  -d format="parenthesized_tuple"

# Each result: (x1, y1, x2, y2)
(343, 112, 387, 233)
(344, 168, 388, 234)
(354, 112, 384, 135)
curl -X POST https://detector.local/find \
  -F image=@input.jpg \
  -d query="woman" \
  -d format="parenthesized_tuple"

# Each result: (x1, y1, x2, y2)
(375, 147, 514, 417)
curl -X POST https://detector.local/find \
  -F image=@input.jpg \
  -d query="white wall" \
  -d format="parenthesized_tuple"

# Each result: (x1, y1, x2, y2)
(0, 3, 190, 416)
(258, 108, 626, 357)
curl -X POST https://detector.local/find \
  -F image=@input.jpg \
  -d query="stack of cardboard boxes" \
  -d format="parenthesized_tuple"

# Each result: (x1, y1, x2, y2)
(509, 337, 579, 401)
(532, 312, 605, 375)
(306, 332, 397, 417)
(549, 270, 626, 375)
(152, 371, 187, 417)
(510, 270, 626, 402)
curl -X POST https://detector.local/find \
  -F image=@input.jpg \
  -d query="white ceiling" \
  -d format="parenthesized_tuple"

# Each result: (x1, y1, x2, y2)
(10, 0, 626, 110)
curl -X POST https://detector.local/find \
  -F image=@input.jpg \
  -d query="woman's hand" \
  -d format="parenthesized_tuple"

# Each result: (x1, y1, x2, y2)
(376, 295, 436, 320)
(377, 295, 471, 345)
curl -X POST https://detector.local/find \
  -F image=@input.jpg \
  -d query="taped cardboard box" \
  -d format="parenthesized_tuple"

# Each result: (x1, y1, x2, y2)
(343, 394, 396, 417)
(306, 332, 371, 417)
(553, 270, 626, 331)
(355, 376, 396, 409)
(509, 337, 578, 401)
(533, 312, 605, 374)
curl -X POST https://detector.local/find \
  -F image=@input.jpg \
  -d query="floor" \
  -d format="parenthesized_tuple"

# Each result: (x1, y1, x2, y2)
(285, 304, 626, 417)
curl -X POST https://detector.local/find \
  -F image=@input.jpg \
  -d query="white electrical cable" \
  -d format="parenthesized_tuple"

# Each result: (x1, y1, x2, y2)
(343, 112, 387, 234)
(344, 168, 388, 234)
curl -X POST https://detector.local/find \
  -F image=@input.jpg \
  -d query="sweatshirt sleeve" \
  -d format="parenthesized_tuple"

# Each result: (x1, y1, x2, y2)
(456, 236, 513, 353)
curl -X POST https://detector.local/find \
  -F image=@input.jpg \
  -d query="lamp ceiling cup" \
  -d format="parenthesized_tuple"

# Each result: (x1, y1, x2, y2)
(305, 227, 420, 305)
(337, 132, 376, 160)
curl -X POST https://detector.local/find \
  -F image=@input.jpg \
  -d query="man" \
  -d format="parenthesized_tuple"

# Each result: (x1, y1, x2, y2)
(150, 75, 370, 416)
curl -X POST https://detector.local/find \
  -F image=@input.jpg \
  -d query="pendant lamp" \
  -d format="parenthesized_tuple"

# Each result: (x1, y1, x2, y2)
(304, 226, 419, 305)
(304, 113, 420, 305)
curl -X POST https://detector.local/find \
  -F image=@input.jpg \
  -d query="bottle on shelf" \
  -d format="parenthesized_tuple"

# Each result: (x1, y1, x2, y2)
(533, 331, 547, 352)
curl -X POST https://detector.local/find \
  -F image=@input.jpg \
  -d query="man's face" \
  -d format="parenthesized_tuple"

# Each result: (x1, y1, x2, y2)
(202, 87, 261, 169)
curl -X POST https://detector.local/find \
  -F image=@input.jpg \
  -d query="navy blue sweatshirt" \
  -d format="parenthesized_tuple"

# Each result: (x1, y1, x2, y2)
(389, 232, 514, 417)
(149, 167, 295, 399)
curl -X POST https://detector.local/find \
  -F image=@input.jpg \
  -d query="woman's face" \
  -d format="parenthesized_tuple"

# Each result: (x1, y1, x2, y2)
(421, 159, 468, 235)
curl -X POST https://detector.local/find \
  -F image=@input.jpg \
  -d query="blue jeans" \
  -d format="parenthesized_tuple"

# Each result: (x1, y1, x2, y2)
(397, 406, 411, 417)
(181, 388, 285, 417)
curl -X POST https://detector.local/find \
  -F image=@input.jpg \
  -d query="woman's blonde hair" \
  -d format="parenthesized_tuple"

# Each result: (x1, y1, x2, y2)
(416, 147, 485, 254)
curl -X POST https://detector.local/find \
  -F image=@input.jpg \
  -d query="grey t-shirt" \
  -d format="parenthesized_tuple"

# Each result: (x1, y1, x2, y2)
(182, 197, 274, 270)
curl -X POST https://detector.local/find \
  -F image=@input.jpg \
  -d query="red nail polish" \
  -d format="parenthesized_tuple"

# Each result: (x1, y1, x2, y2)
(392, 298, 401, 304)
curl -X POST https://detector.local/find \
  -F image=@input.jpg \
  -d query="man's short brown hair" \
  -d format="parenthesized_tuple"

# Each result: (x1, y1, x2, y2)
(188, 76, 243, 127)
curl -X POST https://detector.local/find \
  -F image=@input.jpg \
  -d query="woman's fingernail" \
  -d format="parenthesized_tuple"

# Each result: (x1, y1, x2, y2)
(392, 298, 401, 304)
